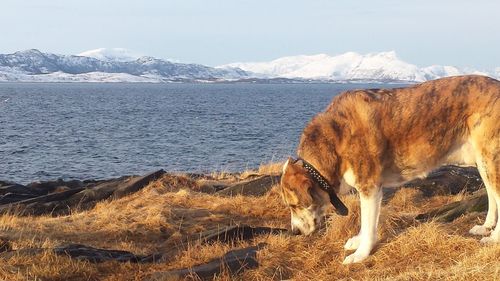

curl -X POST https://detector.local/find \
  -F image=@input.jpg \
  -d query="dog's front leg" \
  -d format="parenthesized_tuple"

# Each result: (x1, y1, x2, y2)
(343, 186, 382, 264)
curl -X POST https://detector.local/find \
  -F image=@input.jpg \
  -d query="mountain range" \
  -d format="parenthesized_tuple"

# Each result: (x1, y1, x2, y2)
(0, 49, 248, 83)
(0, 48, 498, 83)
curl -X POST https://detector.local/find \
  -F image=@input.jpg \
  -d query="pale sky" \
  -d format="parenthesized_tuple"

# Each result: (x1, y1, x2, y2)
(1, 0, 499, 68)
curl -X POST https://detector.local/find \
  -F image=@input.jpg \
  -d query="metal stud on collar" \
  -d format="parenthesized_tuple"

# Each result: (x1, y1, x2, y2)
(303, 163, 330, 191)
(297, 157, 349, 216)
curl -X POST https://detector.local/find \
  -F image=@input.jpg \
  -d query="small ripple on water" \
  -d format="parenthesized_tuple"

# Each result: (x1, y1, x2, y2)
(0, 82, 399, 184)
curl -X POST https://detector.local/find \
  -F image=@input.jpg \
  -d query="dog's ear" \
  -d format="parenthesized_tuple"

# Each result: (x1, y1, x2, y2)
(282, 157, 314, 207)
(283, 157, 298, 174)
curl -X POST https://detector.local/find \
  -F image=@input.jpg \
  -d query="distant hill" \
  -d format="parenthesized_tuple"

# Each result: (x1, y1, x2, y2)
(0, 49, 249, 82)
(0, 49, 497, 83)
(218, 51, 499, 82)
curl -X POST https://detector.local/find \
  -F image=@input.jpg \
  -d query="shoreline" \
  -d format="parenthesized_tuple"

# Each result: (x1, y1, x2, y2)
(0, 165, 495, 280)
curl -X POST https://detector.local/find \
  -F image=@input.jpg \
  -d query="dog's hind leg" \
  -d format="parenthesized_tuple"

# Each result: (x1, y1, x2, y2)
(343, 186, 383, 264)
(474, 152, 500, 243)
(469, 144, 498, 236)
(469, 119, 500, 241)
(469, 167, 498, 236)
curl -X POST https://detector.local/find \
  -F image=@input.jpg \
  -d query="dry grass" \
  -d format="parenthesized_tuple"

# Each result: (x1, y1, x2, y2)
(0, 167, 499, 281)
(221, 161, 284, 180)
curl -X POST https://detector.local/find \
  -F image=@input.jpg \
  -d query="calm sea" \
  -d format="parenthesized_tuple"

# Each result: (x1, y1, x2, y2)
(0, 82, 397, 184)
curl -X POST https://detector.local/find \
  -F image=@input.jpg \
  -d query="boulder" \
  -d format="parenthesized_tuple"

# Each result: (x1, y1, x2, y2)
(0, 237, 12, 253)
(216, 175, 280, 197)
(416, 189, 488, 222)
(402, 165, 483, 197)
(0, 170, 166, 216)
(27, 179, 84, 193)
(196, 225, 288, 244)
(0, 187, 85, 215)
(54, 243, 162, 263)
(111, 170, 166, 199)
(148, 244, 263, 281)
(0, 181, 47, 205)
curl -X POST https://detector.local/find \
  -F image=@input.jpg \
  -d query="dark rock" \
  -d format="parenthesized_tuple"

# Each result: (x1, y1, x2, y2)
(61, 170, 165, 212)
(0, 237, 12, 253)
(416, 189, 488, 222)
(0, 243, 163, 263)
(0, 170, 166, 216)
(0, 187, 85, 215)
(111, 170, 166, 199)
(0, 180, 23, 187)
(196, 225, 287, 244)
(0, 193, 40, 205)
(195, 182, 229, 194)
(0, 179, 88, 205)
(54, 243, 162, 263)
(62, 177, 133, 210)
(8, 187, 86, 205)
(403, 166, 483, 197)
(1, 225, 278, 266)
(196, 184, 218, 193)
(149, 244, 264, 281)
(216, 175, 280, 197)
(184, 173, 215, 180)
(0, 181, 45, 197)
(27, 179, 84, 193)
(162, 225, 287, 263)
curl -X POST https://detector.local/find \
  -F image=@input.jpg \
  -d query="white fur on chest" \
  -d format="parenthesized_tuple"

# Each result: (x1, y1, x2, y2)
(338, 168, 356, 194)
(343, 168, 357, 187)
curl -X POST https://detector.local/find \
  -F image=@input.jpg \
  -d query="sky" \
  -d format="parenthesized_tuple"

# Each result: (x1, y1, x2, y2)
(1, 0, 499, 69)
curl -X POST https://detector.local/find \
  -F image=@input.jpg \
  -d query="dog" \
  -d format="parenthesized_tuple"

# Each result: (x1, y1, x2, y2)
(280, 75, 500, 264)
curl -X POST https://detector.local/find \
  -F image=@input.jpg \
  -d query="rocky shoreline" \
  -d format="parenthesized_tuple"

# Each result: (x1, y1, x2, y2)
(0, 171, 281, 216)
(0, 165, 489, 280)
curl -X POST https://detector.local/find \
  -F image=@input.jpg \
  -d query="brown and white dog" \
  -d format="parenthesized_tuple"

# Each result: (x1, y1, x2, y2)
(280, 75, 500, 264)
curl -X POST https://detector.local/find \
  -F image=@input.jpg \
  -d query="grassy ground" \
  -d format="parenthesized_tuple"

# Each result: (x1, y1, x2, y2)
(0, 164, 499, 281)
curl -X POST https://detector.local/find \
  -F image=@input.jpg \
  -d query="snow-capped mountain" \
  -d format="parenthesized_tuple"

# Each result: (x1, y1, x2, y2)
(0, 49, 249, 82)
(0, 49, 497, 83)
(218, 51, 499, 82)
(77, 48, 143, 62)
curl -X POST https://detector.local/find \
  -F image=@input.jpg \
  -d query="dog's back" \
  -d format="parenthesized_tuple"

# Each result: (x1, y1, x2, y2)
(300, 75, 500, 188)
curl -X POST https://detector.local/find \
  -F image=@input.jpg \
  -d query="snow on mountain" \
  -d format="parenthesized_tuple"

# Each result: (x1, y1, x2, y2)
(421, 65, 463, 80)
(0, 70, 159, 83)
(493, 67, 500, 78)
(219, 51, 499, 82)
(77, 48, 143, 62)
(0, 49, 249, 82)
(0, 49, 498, 83)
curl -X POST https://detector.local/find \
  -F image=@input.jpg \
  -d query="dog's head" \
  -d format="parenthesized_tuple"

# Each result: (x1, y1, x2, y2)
(280, 157, 334, 235)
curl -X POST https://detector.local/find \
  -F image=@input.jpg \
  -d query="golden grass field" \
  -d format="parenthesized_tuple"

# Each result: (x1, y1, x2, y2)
(0, 163, 499, 281)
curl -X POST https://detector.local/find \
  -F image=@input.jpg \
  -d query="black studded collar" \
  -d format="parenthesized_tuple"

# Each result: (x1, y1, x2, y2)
(297, 157, 348, 216)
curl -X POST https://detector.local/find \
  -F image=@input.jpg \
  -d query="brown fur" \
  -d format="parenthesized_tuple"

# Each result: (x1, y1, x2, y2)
(281, 75, 500, 254)
(295, 75, 500, 196)
(280, 162, 314, 207)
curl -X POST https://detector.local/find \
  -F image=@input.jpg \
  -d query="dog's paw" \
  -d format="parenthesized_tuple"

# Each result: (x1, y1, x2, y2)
(342, 251, 369, 264)
(480, 234, 499, 244)
(469, 225, 492, 236)
(344, 235, 361, 251)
